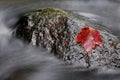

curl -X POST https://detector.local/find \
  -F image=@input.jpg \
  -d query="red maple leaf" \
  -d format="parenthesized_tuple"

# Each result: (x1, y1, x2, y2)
(75, 26, 102, 52)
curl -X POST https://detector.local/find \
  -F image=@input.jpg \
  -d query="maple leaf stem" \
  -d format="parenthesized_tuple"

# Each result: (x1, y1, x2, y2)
(85, 51, 88, 54)
(84, 54, 90, 68)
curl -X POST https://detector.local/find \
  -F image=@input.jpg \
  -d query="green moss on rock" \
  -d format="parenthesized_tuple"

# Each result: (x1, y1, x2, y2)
(25, 8, 68, 18)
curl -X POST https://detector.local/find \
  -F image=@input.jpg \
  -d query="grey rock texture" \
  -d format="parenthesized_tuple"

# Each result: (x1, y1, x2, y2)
(14, 8, 120, 68)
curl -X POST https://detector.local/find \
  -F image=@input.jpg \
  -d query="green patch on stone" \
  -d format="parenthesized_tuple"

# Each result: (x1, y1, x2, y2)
(25, 8, 68, 17)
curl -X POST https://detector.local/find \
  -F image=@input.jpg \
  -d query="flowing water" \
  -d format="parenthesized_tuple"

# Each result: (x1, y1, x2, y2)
(0, 0, 120, 80)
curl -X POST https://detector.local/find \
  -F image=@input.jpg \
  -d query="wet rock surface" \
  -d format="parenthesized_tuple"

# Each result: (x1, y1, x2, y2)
(14, 8, 120, 68)
(15, 8, 70, 58)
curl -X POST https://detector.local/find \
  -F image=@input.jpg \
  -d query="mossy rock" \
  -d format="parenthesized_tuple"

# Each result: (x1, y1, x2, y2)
(14, 8, 120, 68)
(15, 8, 70, 58)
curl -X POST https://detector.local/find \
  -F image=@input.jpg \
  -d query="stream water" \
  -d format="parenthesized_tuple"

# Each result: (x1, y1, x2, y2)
(0, 0, 120, 80)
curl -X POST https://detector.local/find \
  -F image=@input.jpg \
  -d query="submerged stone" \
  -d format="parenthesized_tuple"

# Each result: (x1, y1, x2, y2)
(14, 8, 120, 68)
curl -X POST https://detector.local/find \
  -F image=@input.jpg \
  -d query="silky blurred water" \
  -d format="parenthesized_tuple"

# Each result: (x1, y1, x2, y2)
(0, 0, 120, 80)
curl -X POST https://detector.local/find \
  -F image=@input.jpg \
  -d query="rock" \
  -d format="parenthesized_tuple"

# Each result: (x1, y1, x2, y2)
(13, 8, 120, 68)
(15, 8, 70, 58)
